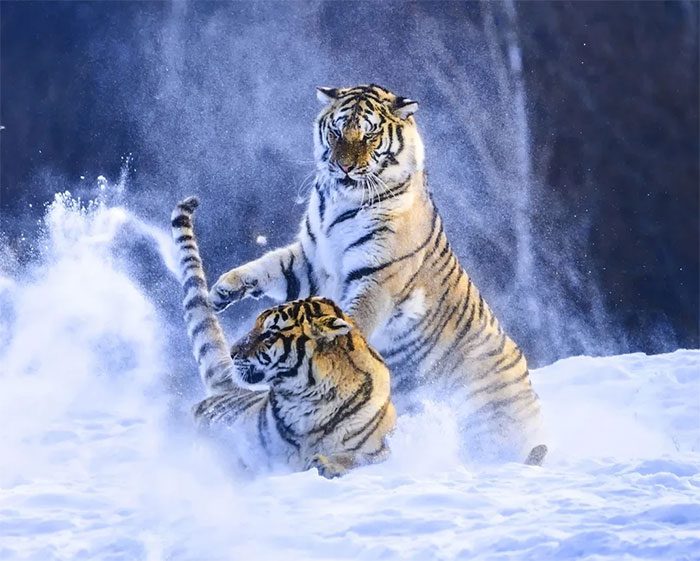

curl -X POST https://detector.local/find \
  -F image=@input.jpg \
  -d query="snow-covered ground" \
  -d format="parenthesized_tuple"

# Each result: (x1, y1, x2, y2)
(1, 196, 698, 561)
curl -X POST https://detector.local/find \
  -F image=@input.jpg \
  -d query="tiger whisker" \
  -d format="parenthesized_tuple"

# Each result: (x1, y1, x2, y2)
(295, 169, 318, 203)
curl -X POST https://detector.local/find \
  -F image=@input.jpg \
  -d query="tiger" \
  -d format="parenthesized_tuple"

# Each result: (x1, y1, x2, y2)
(209, 84, 547, 465)
(171, 196, 396, 478)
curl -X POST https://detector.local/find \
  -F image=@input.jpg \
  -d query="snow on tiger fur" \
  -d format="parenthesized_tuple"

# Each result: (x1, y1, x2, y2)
(209, 85, 547, 465)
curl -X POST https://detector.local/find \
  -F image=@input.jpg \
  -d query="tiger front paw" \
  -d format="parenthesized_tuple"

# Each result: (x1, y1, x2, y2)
(209, 271, 263, 312)
(307, 454, 348, 479)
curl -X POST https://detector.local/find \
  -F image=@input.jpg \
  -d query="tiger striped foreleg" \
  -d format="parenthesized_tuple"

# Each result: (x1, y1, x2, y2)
(210, 241, 316, 312)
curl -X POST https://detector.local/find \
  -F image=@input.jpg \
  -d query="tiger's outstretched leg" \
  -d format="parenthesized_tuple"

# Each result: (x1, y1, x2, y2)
(210, 241, 315, 312)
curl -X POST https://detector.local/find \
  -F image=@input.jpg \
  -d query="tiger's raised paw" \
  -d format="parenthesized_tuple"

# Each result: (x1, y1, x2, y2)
(307, 454, 349, 479)
(209, 273, 262, 312)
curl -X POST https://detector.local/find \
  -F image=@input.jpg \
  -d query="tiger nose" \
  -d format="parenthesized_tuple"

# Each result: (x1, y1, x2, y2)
(338, 162, 354, 174)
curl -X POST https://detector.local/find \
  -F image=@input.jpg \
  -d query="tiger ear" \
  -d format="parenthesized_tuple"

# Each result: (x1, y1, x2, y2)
(310, 315, 352, 341)
(393, 96, 418, 119)
(316, 87, 339, 104)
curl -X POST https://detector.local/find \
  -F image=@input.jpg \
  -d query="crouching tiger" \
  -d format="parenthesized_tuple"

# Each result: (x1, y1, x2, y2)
(171, 197, 396, 478)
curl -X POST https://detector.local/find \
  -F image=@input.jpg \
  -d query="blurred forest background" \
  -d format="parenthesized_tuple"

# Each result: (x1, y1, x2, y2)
(1, 1, 698, 366)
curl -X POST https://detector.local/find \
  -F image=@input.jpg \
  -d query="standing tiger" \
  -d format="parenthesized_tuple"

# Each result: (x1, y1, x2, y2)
(172, 197, 396, 478)
(210, 84, 546, 465)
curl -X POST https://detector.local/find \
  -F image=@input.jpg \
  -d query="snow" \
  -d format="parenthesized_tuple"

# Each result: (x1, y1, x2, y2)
(0, 196, 699, 561)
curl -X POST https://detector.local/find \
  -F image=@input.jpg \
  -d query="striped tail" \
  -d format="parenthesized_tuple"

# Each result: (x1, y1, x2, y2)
(171, 197, 239, 395)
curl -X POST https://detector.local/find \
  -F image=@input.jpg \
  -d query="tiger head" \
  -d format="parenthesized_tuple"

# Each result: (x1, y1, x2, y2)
(314, 84, 424, 195)
(230, 297, 354, 389)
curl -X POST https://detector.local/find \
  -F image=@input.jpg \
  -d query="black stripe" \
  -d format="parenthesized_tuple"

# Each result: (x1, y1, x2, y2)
(300, 244, 317, 295)
(175, 234, 194, 243)
(209, 393, 258, 421)
(386, 264, 463, 363)
(319, 298, 344, 318)
(493, 348, 525, 375)
(196, 341, 216, 361)
(327, 207, 361, 232)
(470, 371, 530, 399)
(342, 398, 390, 445)
(376, 180, 409, 203)
(183, 275, 207, 292)
(393, 220, 445, 302)
(343, 208, 439, 291)
(493, 346, 522, 369)
(281, 254, 300, 301)
(476, 294, 485, 321)
(456, 313, 488, 351)
(464, 390, 535, 427)
(209, 393, 251, 420)
(269, 394, 301, 450)
(489, 310, 498, 328)
(171, 215, 191, 228)
(306, 260, 318, 295)
(316, 118, 325, 145)
(384, 282, 450, 359)
(394, 231, 450, 304)
(367, 346, 383, 364)
(317, 185, 326, 222)
(180, 255, 200, 266)
(314, 349, 375, 438)
(270, 334, 293, 368)
(191, 317, 218, 339)
(306, 356, 315, 387)
(478, 331, 508, 359)
(344, 264, 383, 285)
(258, 405, 270, 455)
(204, 365, 224, 386)
(314, 376, 373, 442)
(283, 334, 308, 380)
(366, 441, 388, 459)
(185, 294, 209, 311)
(429, 288, 479, 368)
(304, 215, 317, 244)
(345, 226, 391, 251)
(406, 275, 464, 362)
(395, 124, 404, 156)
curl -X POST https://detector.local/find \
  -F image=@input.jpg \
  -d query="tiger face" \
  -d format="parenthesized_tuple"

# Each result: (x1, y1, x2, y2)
(314, 84, 425, 194)
(230, 297, 352, 388)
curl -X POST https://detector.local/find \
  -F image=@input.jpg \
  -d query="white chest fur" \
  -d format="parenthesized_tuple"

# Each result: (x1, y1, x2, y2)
(302, 186, 427, 353)
(306, 188, 383, 302)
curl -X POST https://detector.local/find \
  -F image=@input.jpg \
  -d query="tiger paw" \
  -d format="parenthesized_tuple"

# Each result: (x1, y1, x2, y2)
(307, 454, 348, 479)
(209, 272, 262, 312)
